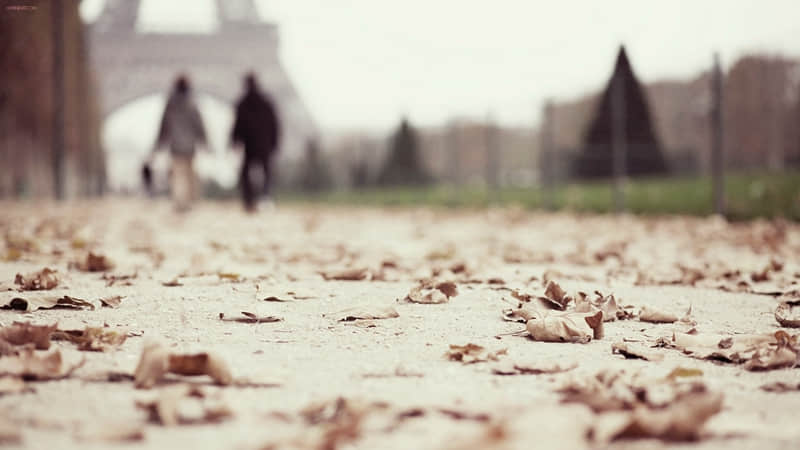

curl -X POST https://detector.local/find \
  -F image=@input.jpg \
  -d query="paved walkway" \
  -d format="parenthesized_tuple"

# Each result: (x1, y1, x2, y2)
(0, 199, 798, 449)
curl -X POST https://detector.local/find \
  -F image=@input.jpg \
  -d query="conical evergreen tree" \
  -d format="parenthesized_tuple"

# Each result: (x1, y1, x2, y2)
(377, 118, 431, 185)
(574, 46, 668, 178)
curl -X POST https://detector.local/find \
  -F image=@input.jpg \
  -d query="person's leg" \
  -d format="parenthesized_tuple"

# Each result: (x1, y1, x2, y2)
(171, 154, 191, 212)
(188, 155, 198, 204)
(240, 157, 255, 211)
(261, 155, 272, 198)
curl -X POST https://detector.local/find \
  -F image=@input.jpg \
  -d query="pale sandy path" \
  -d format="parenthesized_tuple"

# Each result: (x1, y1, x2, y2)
(0, 199, 798, 449)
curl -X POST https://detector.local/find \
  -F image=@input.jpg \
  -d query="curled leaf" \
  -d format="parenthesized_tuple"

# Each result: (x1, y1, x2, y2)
(2, 294, 95, 312)
(775, 299, 800, 328)
(331, 306, 399, 322)
(612, 342, 665, 362)
(0, 321, 57, 350)
(14, 268, 58, 291)
(219, 312, 282, 323)
(445, 343, 507, 364)
(639, 306, 678, 323)
(526, 311, 603, 343)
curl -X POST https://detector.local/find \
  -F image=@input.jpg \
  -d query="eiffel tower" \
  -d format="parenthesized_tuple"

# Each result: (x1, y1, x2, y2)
(91, 0, 316, 160)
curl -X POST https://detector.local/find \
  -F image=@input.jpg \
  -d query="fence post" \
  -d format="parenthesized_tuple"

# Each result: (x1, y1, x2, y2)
(448, 122, 460, 185)
(51, 0, 66, 200)
(711, 52, 725, 215)
(540, 100, 554, 209)
(485, 112, 498, 199)
(611, 66, 627, 213)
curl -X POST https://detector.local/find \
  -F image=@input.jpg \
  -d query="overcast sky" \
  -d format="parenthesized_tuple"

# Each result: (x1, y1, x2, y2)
(83, 0, 800, 134)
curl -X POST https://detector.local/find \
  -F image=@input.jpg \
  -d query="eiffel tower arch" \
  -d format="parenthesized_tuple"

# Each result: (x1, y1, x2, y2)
(90, 0, 316, 170)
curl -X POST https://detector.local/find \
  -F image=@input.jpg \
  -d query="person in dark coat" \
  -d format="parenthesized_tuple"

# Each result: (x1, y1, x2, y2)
(230, 73, 281, 212)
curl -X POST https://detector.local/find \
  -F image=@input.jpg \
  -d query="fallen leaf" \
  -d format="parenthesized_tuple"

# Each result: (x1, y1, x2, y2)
(491, 359, 577, 375)
(134, 341, 233, 388)
(541, 280, 572, 309)
(445, 343, 507, 364)
(666, 367, 703, 379)
(218, 312, 282, 323)
(1, 294, 95, 312)
(559, 369, 723, 443)
(760, 381, 800, 392)
(99, 296, 123, 308)
(217, 272, 242, 282)
(168, 353, 233, 385)
(320, 267, 370, 281)
(72, 252, 115, 272)
(51, 327, 127, 351)
(672, 331, 799, 370)
(775, 299, 800, 328)
(75, 424, 145, 443)
(639, 306, 678, 323)
(331, 306, 399, 321)
(526, 310, 604, 343)
(101, 272, 136, 287)
(136, 385, 232, 426)
(0, 348, 84, 380)
(14, 267, 58, 290)
(405, 279, 458, 304)
(0, 321, 57, 350)
(591, 388, 722, 443)
(612, 342, 665, 362)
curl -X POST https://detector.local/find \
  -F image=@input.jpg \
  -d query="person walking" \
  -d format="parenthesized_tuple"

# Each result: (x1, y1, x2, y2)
(230, 73, 281, 212)
(152, 75, 207, 212)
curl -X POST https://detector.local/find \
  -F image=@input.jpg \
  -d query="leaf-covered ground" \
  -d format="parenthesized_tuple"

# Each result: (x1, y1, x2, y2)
(0, 199, 798, 449)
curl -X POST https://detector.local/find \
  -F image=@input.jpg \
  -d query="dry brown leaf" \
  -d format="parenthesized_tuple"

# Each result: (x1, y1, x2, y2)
(0, 321, 56, 350)
(575, 291, 634, 321)
(542, 280, 572, 309)
(639, 306, 678, 323)
(218, 312, 282, 323)
(168, 353, 233, 385)
(405, 279, 458, 304)
(612, 342, 665, 362)
(72, 252, 115, 272)
(320, 267, 370, 281)
(559, 369, 722, 442)
(445, 343, 507, 364)
(590, 387, 723, 443)
(75, 424, 145, 443)
(162, 278, 183, 287)
(14, 267, 58, 290)
(0, 348, 84, 380)
(775, 299, 800, 328)
(526, 310, 604, 343)
(332, 306, 399, 321)
(672, 331, 799, 370)
(51, 327, 127, 352)
(136, 385, 232, 426)
(101, 272, 136, 287)
(2, 293, 95, 312)
(491, 359, 577, 375)
(133, 341, 233, 388)
(760, 381, 800, 392)
(217, 272, 242, 282)
(99, 295, 123, 308)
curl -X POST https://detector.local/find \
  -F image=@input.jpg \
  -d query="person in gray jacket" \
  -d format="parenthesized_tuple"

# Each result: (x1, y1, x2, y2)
(152, 75, 207, 212)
